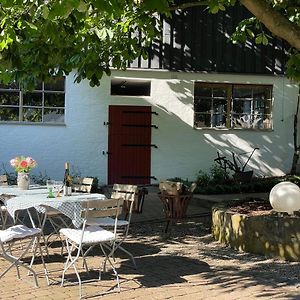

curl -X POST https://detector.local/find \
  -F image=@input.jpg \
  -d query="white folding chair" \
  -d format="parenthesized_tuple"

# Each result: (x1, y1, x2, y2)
(0, 175, 8, 229)
(39, 206, 70, 256)
(86, 184, 138, 268)
(40, 177, 94, 255)
(59, 198, 124, 299)
(0, 224, 49, 287)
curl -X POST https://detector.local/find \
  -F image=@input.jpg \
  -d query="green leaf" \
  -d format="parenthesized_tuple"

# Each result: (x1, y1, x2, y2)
(42, 6, 49, 19)
(262, 35, 268, 45)
(77, 1, 88, 13)
(94, 28, 107, 40)
(25, 21, 37, 30)
(246, 29, 255, 38)
(255, 34, 263, 44)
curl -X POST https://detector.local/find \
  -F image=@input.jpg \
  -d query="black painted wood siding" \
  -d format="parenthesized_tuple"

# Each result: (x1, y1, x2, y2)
(129, 6, 287, 75)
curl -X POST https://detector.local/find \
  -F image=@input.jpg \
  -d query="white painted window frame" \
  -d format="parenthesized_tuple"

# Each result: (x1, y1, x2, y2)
(0, 78, 65, 124)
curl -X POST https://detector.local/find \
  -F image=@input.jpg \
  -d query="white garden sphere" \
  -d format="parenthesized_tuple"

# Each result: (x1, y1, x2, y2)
(269, 181, 300, 214)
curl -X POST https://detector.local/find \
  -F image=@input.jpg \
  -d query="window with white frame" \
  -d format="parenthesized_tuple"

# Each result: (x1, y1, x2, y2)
(0, 77, 65, 124)
(194, 82, 273, 129)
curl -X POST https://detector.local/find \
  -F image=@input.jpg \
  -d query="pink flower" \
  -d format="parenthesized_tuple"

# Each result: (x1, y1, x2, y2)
(10, 159, 17, 167)
(10, 156, 38, 173)
(19, 160, 28, 168)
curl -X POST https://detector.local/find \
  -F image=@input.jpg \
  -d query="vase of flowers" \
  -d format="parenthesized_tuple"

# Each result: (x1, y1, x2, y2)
(10, 156, 37, 190)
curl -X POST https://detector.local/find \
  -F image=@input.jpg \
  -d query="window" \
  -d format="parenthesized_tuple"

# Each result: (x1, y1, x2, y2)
(0, 77, 65, 124)
(111, 78, 151, 96)
(194, 83, 272, 129)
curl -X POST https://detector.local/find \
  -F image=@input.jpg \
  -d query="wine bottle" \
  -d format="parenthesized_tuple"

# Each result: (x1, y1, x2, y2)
(63, 162, 72, 196)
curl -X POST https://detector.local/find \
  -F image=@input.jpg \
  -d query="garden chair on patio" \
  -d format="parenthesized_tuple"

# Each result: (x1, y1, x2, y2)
(40, 177, 95, 255)
(85, 184, 138, 268)
(72, 177, 94, 193)
(159, 181, 197, 232)
(60, 197, 124, 299)
(0, 224, 49, 287)
(0, 175, 11, 229)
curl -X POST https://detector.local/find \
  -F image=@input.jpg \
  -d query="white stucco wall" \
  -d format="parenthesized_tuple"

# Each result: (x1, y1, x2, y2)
(0, 69, 298, 185)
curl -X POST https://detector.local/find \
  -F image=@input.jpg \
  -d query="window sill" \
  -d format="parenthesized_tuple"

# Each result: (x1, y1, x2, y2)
(0, 121, 66, 126)
(193, 127, 274, 132)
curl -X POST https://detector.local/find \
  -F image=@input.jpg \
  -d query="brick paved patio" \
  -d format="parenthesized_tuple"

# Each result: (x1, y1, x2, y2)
(0, 188, 299, 299)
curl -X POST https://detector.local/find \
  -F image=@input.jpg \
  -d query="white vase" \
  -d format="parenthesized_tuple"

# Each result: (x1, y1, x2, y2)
(17, 172, 30, 190)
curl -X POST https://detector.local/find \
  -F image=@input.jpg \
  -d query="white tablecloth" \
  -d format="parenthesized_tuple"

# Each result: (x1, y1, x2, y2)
(0, 186, 106, 228)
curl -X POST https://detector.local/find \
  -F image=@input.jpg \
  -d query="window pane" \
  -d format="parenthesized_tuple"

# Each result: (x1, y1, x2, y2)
(23, 92, 42, 106)
(43, 108, 64, 122)
(253, 86, 272, 100)
(233, 87, 252, 99)
(232, 99, 251, 114)
(23, 108, 42, 122)
(44, 93, 65, 107)
(213, 99, 226, 113)
(231, 114, 253, 128)
(0, 82, 18, 89)
(213, 88, 227, 98)
(194, 98, 211, 113)
(194, 113, 211, 127)
(0, 92, 19, 105)
(33, 82, 43, 90)
(261, 116, 272, 129)
(0, 107, 19, 121)
(44, 77, 65, 91)
(194, 86, 212, 97)
(212, 113, 226, 127)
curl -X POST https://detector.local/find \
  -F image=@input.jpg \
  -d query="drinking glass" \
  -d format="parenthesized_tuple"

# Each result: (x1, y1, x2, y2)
(46, 180, 55, 198)
(54, 180, 64, 197)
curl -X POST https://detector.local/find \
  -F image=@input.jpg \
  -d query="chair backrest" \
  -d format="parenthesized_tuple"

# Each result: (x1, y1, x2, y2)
(81, 198, 124, 219)
(111, 184, 138, 219)
(73, 177, 94, 193)
(0, 175, 8, 186)
(111, 184, 138, 202)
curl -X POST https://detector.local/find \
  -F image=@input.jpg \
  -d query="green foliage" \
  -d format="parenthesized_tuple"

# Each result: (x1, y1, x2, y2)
(0, 0, 298, 86)
(0, 0, 170, 89)
(31, 171, 50, 185)
(287, 51, 300, 82)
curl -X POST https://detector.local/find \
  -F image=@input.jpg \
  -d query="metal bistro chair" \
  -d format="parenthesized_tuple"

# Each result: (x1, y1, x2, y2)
(40, 177, 94, 255)
(0, 224, 49, 287)
(73, 177, 94, 193)
(0, 175, 11, 229)
(60, 197, 124, 299)
(86, 184, 138, 268)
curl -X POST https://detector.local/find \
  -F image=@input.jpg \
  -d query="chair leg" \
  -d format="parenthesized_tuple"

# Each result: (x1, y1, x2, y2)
(99, 244, 120, 292)
(61, 240, 83, 299)
(29, 236, 50, 286)
(117, 245, 137, 269)
(0, 238, 39, 287)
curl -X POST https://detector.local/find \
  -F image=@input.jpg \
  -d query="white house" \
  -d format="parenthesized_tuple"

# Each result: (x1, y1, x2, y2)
(0, 6, 299, 185)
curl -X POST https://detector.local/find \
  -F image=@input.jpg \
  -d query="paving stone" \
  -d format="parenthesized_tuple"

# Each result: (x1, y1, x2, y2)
(0, 189, 299, 299)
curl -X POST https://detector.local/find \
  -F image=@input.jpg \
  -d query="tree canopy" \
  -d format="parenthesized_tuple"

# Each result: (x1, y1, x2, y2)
(0, 0, 299, 88)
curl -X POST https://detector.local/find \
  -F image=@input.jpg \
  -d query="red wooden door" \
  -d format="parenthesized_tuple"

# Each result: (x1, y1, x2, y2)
(108, 105, 152, 184)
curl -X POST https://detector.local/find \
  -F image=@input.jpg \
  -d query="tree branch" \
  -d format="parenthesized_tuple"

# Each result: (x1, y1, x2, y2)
(169, 0, 300, 51)
(239, 0, 300, 50)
